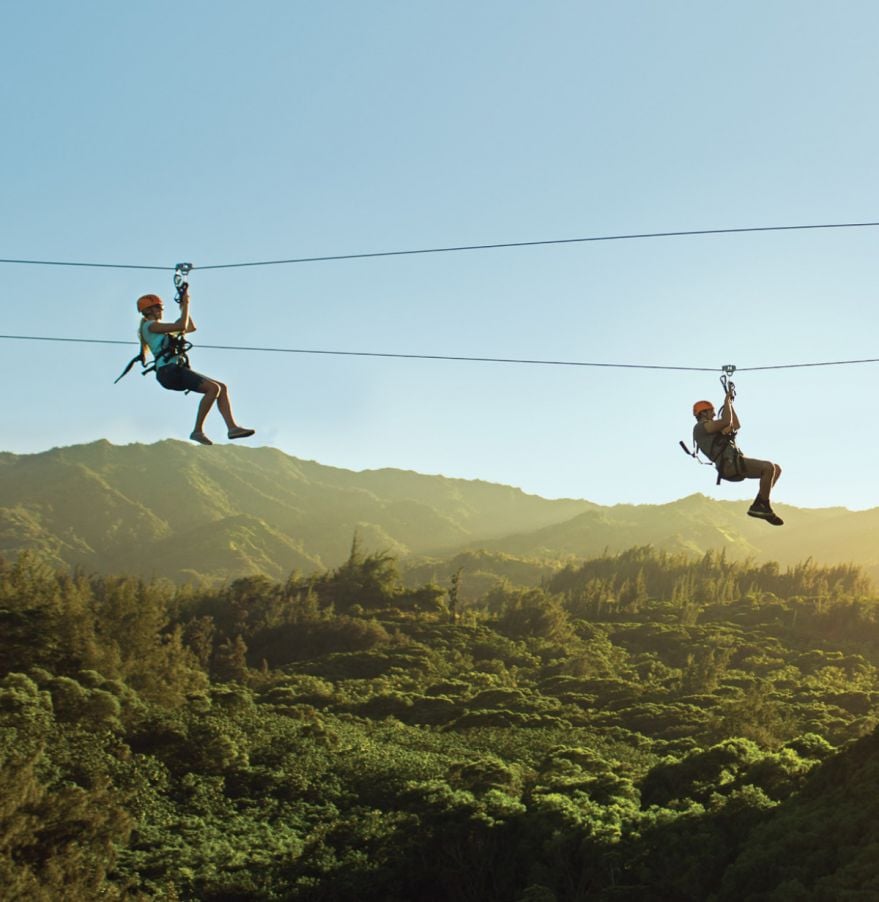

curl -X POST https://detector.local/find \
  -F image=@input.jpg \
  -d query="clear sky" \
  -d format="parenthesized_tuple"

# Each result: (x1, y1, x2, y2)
(2, 1, 878, 510)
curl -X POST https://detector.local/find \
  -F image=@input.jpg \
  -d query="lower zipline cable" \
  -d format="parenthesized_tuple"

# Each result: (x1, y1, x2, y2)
(0, 334, 715, 371)
(1, 333, 879, 373)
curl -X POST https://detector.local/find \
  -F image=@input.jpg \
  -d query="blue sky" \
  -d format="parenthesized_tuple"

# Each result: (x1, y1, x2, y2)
(2, 2, 878, 509)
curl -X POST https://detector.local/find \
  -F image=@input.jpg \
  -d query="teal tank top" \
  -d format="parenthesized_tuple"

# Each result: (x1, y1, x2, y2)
(140, 321, 181, 368)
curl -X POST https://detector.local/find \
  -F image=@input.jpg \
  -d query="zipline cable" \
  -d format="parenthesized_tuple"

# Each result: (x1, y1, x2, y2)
(2, 219, 879, 272)
(194, 221, 879, 271)
(0, 259, 169, 271)
(0, 334, 716, 371)
(2, 333, 879, 374)
(737, 359, 879, 372)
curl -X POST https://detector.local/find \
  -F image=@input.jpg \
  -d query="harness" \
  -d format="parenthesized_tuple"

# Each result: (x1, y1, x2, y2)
(114, 332, 194, 383)
(705, 431, 747, 484)
(114, 262, 194, 384)
(680, 364, 747, 485)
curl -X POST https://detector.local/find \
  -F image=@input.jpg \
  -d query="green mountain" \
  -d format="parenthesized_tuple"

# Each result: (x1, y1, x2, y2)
(469, 493, 871, 571)
(0, 441, 593, 582)
(1, 440, 877, 585)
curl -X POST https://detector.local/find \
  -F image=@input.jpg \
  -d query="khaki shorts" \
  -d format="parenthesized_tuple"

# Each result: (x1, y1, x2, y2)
(720, 456, 773, 480)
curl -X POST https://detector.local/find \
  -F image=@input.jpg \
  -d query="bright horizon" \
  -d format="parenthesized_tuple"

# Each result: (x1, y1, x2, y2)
(4, 3, 879, 511)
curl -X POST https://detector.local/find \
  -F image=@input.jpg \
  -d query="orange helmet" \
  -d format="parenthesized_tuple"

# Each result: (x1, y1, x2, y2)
(136, 294, 163, 313)
(693, 400, 714, 417)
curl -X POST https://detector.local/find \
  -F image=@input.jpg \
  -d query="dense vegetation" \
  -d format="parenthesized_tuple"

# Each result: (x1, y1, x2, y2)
(2, 544, 879, 900)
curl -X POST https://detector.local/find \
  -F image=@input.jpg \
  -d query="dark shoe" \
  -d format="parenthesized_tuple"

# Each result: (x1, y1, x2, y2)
(190, 430, 213, 446)
(228, 427, 255, 440)
(748, 500, 783, 526)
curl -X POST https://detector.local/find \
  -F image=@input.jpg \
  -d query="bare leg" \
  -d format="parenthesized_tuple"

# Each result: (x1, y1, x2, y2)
(193, 381, 220, 433)
(191, 378, 252, 438)
(758, 462, 781, 502)
(214, 383, 241, 430)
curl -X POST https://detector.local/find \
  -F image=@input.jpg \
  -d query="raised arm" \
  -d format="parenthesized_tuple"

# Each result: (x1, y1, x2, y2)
(719, 390, 740, 431)
(146, 286, 197, 335)
(702, 390, 737, 434)
(729, 402, 741, 431)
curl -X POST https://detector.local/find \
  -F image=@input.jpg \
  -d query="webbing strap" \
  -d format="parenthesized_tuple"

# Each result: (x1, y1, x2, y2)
(114, 333, 192, 384)
(114, 352, 145, 384)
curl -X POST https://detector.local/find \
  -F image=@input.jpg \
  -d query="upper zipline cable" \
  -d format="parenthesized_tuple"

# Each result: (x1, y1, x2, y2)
(2, 220, 879, 272)
(1, 333, 879, 374)
(3, 220, 878, 373)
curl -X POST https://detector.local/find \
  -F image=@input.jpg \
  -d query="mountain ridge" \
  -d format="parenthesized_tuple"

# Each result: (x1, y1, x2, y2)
(1, 440, 877, 585)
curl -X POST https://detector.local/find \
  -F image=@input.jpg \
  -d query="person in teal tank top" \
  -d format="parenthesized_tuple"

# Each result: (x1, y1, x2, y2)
(137, 286, 255, 446)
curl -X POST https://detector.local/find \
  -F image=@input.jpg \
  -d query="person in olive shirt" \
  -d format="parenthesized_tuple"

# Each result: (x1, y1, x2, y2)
(692, 389, 783, 526)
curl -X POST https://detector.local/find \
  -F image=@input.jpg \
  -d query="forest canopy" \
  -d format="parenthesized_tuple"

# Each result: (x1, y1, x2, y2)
(1, 544, 878, 900)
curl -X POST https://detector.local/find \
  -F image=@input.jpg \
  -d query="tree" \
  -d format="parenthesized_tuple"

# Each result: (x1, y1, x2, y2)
(448, 567, 463, 624)
(310, 536, 402, 612)
(0, 674, 131, 899)
(497, 589, 574, 642)
(212, 636, 249, 683)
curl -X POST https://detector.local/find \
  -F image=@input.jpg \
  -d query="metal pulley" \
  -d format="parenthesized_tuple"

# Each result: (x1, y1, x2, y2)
(720, 363, 736, 401)
(173, 262, 193, 305)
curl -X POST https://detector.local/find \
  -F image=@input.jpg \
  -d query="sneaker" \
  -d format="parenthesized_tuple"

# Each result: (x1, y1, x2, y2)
(227, 427, 256, 440)
(190, 430, 213, 446)
(747, 500, 784, 526)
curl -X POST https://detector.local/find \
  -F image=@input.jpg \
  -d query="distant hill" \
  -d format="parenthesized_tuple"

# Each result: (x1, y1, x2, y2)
(466, 493, 879, 581)
(1, 440, 878, 586)
(0, 441, 593, 582)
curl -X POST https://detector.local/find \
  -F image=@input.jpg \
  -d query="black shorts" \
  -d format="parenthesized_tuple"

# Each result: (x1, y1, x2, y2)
(156, 364, 208, 393)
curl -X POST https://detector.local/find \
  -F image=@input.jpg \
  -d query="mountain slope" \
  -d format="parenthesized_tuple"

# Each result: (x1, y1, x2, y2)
(1, 440, 877, 585)
(0, 441, 593, 581)
(468, 493, 879, 584)
(469, 493, 851, 560)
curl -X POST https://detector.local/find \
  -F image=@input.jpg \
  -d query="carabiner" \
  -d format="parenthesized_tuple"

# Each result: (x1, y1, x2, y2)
(173, 262, 193, 304)
(720, 364, 736, 400)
